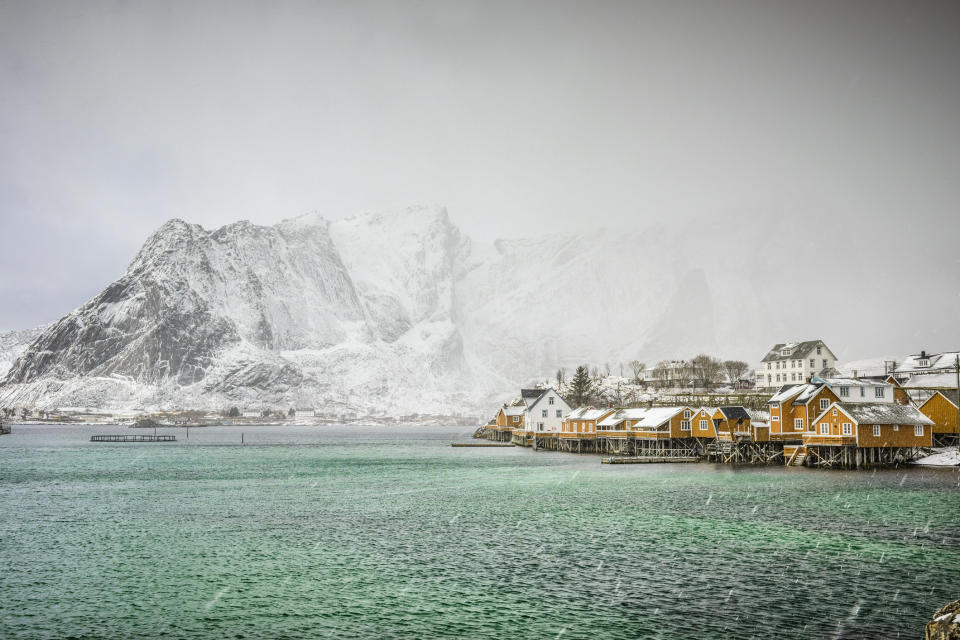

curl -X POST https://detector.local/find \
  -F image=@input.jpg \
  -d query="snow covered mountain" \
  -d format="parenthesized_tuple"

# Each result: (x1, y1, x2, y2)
(0, 206, 769, 415)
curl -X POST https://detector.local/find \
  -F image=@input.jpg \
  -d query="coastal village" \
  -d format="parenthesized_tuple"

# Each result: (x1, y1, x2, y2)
(477, 340, 960, 468)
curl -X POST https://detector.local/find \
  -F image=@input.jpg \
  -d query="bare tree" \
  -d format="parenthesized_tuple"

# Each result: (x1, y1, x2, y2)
(652, 361, 670, 388)
(556, 368, 565, 387)
(630, 360, 646, 384)
(690, 354, 724, 388)
(722, 360, 750, 386)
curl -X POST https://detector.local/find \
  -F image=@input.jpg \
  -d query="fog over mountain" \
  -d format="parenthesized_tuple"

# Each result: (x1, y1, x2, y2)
(3, 205, 956, 414)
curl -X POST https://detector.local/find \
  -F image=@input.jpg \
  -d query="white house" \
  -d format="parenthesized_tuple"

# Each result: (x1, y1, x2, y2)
(756, 340, 838, 390)
(893, 350, 960, 379)
(521, 387, 570, 433)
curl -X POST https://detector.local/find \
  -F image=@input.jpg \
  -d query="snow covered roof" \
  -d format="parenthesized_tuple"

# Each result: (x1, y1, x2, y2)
(791, 383, 823, 404)
(832, 402, 933, 426)
(597, 408, 649, 427)
(692, 406, 718, 416)
(504, 405, 525, 417)
(719, 406, 750, 421)
(895, 351, 960, 374)
(636, 407, 684, 429)
(746, 409, 770, 423)
(761, 340, 830, 363)
(521, 388, 545, 402)
(769, 384, 806, 404)
(904, 372, 960, 389)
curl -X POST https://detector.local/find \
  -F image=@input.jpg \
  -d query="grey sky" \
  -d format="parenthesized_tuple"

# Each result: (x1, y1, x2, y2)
(1, 0, 959, 357)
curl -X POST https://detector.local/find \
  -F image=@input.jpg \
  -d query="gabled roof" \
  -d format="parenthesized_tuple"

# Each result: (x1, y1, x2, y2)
(521, 388, 545, 402)
(761, 340, 830, 363)
(636, 407, 685, 429)
(504, 405, 525, 417)
(894, 351, 960, 374)
(692, 406, 718, 416)
(566, 407, 610, 421)
(524, 387, 570, 413)
(821, 402, 934, 426)
(597, 408, 649, 427)
(791, 383, 824, 405)
(769, 384, 806, 404)
(921, 390, 959, 409)
(719, 406, 750, 421)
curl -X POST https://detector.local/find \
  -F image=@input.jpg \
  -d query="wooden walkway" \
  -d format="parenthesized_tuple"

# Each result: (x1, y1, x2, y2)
(601, 456, 699, 464)
(451, 443, 514, 447)
(90, 434, 176, 442)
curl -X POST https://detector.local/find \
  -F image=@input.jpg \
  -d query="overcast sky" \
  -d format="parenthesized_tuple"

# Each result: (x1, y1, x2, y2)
(2, 0, 959, 354)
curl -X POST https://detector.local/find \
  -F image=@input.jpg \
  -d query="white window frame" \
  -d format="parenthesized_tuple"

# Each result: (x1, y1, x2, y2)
(893, 425, 898, 431)
(794, 418, 803, 430)
(875, 387, 885, 398)
(873, 425, 881, 437)
(842, 423, 852, 435)
(839, 386, 849, 397)
(820, 399, 829, 411)
(556, 410, 562, 418)
(542, 409, 548, 418)
(512, 415, 518, 424)
(914, 424, 923, 436)
(549, 396, 555, 405)
(699, 419, 708, 430)
(683, 409, 691, 419)
(681, 420, 691, 431)
(820, 423, 829, 434)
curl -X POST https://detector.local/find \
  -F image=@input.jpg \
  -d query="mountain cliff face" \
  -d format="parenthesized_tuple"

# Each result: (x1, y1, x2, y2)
(0, 206, 760, 414)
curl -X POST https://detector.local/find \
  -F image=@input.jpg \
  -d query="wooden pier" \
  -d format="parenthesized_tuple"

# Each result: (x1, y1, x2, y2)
(602, 456, 699, 464)
(90, 434, 176, 442)
(451, 443, 514, 447)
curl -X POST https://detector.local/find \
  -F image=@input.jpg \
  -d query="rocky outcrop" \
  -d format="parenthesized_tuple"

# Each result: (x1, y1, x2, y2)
(927, 600, 960, 640)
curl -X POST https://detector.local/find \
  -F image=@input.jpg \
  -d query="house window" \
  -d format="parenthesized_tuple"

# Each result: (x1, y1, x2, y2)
(699, 419, 708, 430)
(816, 345, 822, 355)
(873, 425, 881, 437)
(538, 422, 544, 430)
(776, 374, 781, 382)
(794, 418, 803, 430)
(681, 420, 691, 431)
(772, 415, 779, 422)
(820, 399, 829, 411)
(791, 373, 796, 381)
(781, 348, 790, 356)
(839, 386, 849, 397)
(915, 424, 924, 436)
(810, 359, 815, 368)
(842, 423, 852, 435)
(556, 410, 562, 418)
(860, 387, 865, 397)
(766, 362, 771, 370)
(822, 359, 827, 368)
(832, 408, 837, 416)
(512, 416, 518, 424)
(549, 397, 554, 405)
(542, 410, 548, 418)
(893, 425, 898, 431)
(684, 409, 691, 419)
(875, 387, 885, 398)
(820, 423, 829, 434)
(767, 375, 772, 384)
(918, 359, 929, 367)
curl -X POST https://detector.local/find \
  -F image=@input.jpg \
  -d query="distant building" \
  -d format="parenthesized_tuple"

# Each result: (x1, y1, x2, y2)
(893, 350, 960, 378)
(917, 390, 959, 445)
(756, 340, 837, 390)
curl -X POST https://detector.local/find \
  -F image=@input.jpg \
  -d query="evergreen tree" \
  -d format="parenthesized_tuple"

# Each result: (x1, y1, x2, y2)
(568, 365, 593, 407)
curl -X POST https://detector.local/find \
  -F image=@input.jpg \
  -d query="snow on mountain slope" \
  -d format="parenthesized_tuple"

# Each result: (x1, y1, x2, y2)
(0, 206, 773, 415)
(0, 325, 49, 379)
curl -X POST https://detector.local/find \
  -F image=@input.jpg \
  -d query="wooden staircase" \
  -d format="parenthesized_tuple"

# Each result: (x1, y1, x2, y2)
(785, 445, 807, 467)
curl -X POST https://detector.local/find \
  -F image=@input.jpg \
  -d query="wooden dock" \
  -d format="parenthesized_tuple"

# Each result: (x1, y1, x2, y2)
(90, 434, 176, 442)
(601, 456, 699, 464)
(451, 443, 514, 447)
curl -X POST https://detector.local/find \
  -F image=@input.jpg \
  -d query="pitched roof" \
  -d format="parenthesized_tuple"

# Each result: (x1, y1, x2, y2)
(832, 402, 933, 426)
(719, 406, 750, 421)
(895, 351, 960, 375)
(769, 384, 806, 403)
(597, 408, 649, 427)
(922, 390, 959, 409)
(636, 407, 684, 429)
(504, 405, 525, 417)
(761, 340, 826, 363)
(521, 388, 545, 401)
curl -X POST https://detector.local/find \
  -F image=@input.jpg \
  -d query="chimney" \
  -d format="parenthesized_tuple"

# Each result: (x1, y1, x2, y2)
(921, 350, 927, 359)
(852, 369, 858, 379)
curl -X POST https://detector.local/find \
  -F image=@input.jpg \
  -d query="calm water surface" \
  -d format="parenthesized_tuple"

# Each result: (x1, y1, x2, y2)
(1, 424, 958, 639)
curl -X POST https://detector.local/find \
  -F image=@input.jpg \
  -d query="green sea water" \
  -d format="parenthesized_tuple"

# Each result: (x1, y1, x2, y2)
(1, 424, 958, 639)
